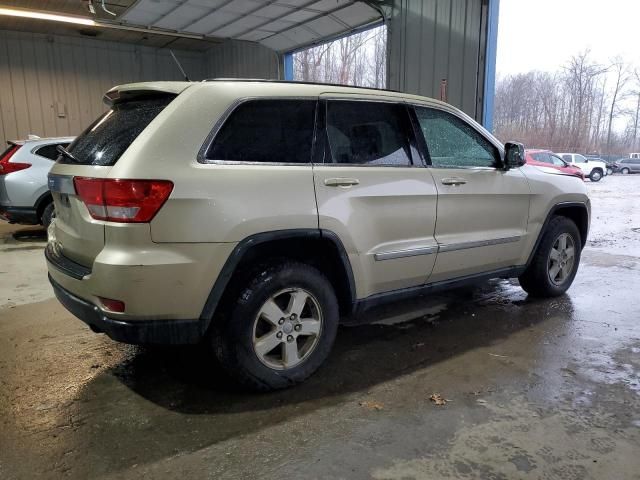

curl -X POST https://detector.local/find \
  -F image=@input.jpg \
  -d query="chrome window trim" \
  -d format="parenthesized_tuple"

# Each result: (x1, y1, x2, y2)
(374, 245, 438, 261)
(438, 236, 521, 253)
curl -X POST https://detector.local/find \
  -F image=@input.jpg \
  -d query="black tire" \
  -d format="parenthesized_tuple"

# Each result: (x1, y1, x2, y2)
(519, 216, 582, 297)
(211, 261, 339, 391)
(41, 202, 55, 228)
(621, 168, 630, 175)
(589, 169, 603, 182)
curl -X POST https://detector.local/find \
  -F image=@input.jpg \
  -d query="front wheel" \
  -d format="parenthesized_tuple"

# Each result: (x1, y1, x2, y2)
(211, 261, 339, 391)
(589, 169, 603, 182)
(621, 168, 630, 175)
(519, 216, 581, 297)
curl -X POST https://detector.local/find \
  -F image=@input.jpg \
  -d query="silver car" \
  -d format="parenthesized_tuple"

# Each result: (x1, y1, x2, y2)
(616, 158, 640, 174)
(0, 136, 74, 227)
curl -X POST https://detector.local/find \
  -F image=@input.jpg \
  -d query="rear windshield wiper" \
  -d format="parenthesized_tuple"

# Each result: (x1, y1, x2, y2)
(56, 144, 81, 163)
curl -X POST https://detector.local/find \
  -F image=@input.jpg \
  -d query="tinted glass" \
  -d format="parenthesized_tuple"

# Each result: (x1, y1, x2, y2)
(562, 155, 572, 162)
(574, 155, 587, 163)
(531, 152, 551, 164)
(207, 100, 316, 163)
(36, 143, 69, 160)
(61, 96, 174, 166)
(414, 107, 498, 168)
(550, 155, 566, 166)
(325, 101, 412, 166)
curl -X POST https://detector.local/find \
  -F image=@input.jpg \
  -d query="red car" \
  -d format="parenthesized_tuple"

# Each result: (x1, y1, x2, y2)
(525, 149, 585, 180)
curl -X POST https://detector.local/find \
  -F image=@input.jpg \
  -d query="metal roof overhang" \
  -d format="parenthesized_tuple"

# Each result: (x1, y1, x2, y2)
(119, 0, 384, 52)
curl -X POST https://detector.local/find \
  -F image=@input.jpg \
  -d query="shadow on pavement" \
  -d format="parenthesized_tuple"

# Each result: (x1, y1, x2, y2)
(70, 279, 572, 475)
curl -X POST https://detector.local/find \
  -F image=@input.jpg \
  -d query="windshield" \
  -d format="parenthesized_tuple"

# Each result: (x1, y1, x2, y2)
(60, 95, 175, 166)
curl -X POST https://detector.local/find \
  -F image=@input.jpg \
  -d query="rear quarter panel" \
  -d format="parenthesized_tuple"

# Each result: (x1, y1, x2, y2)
(108, 83, 319, 243)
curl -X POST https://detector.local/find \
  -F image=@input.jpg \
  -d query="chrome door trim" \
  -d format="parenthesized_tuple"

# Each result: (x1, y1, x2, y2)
(438, 236, 521, 253)
(374, 245, 438, 261)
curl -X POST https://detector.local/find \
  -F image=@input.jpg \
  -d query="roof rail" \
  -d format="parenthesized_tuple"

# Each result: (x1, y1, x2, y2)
(202, 78, 402, 94)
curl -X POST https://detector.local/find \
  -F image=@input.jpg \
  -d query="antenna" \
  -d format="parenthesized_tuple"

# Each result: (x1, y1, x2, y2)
(170, 50, 190, 82)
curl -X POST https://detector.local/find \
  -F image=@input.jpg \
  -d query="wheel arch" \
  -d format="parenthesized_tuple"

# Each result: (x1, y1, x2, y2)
(199, 229, 356, 332)
(34, 191, 53, 223)
(526, 202, 589, 267)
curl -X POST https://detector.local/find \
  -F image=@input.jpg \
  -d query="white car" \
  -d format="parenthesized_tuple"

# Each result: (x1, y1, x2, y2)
(0, 135, 74, 227)
(557, 153, 606, 182)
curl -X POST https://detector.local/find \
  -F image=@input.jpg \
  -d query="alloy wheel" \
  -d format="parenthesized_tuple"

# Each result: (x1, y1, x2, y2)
(252, 288, 323, 370)
(548, 233, 576, 286)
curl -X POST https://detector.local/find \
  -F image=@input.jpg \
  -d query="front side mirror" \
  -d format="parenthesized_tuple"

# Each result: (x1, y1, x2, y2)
(504, 141, 526, 170)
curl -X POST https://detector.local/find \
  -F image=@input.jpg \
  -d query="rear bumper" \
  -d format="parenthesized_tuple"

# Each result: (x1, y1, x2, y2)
(49, 274, 203, 345)
(0, 205, 38, 224)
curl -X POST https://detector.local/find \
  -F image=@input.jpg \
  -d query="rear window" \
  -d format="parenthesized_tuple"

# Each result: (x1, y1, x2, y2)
(61, 96, 174, 166)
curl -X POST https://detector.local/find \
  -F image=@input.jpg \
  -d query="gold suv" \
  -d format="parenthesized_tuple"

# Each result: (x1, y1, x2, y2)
(46, 80, 590, 390)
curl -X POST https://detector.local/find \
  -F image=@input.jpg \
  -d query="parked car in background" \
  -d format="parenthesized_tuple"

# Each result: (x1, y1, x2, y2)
(0, 136, 74, 227)
(629, 153, 640, 159)
(46, 80, 590, 390)
(526, 149, 585, 180)
(557, 153, 606, 182)
(616, 158, 640, 174)
(585, 154, 615, 175)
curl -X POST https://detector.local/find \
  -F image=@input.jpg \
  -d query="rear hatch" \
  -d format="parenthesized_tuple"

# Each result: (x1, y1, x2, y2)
(49, 85, 183, 267)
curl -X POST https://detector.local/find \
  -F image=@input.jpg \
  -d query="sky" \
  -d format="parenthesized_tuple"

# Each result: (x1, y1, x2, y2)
(497, 0, 640, 76)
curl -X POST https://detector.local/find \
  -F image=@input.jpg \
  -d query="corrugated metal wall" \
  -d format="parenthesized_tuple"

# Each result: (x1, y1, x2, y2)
(205, 40, 280, 79)
(387, 0, 488, 121)
(0, 30, 278, 146)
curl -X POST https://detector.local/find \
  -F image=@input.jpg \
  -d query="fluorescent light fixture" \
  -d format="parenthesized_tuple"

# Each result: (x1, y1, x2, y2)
(0, 7, 96, 26)
(0, 5, 211, 41)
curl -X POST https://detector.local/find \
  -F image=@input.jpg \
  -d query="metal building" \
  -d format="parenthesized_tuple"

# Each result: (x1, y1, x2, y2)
(0, 0, 499, 147)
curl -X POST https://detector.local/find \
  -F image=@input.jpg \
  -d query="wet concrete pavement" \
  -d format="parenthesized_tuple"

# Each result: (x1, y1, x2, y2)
(1, 176, 639, 479)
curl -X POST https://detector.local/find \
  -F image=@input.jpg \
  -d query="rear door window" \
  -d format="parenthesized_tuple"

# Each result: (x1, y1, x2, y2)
(325, 101, 413, 166)
(206, 99, 316, 164)
(61, 96, 175, 166)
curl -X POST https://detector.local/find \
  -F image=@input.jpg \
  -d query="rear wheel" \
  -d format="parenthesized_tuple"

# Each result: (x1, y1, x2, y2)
(41, 202, 55, 229)
(589, 169, 603, 182)
(211, 261, 339, 391)
(519, 216, 581, 297)
(621, 167, 630, 175)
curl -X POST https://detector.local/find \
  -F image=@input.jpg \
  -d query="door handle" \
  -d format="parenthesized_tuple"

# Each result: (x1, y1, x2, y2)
(324, 177, 360, 187)
(441, 177, 467, 186)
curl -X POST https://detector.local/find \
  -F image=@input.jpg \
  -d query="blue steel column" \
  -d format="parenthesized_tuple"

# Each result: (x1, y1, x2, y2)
(284, 52, 294, 80)
(482, 0, 500, 132)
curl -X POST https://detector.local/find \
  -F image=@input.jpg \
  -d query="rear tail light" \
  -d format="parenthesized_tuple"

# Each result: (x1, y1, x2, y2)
(0, 145, 30, 175)
(73, 178, 173, 223)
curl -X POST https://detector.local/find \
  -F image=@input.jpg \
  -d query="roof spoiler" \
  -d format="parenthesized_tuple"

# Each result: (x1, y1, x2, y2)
(103, 82, 190, 106)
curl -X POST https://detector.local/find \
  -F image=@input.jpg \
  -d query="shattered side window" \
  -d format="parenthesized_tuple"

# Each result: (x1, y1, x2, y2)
(414, 107, 499, 168)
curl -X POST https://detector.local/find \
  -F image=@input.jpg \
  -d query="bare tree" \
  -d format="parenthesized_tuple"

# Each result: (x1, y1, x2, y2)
(293, 26, 387, 88)
(605, 57, 629, 149)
